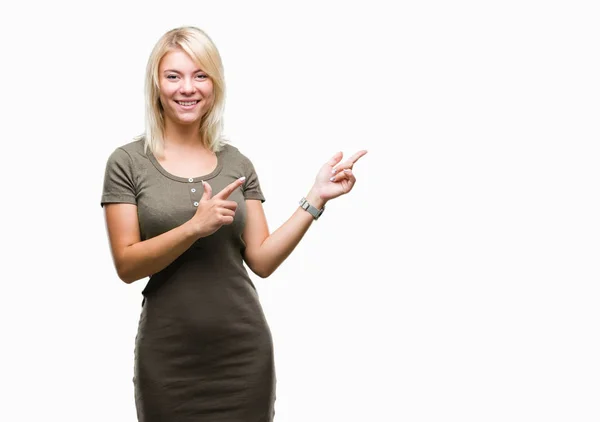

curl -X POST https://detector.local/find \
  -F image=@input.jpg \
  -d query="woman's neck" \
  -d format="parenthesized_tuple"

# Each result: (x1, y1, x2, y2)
(163, 121, 205, 149)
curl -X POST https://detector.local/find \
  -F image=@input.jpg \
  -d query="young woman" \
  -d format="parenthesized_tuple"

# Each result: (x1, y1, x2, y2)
(101, 26, 367, 421)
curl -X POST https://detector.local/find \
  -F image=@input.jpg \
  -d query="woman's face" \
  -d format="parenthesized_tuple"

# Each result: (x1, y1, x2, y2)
(158, 49, 214, 127)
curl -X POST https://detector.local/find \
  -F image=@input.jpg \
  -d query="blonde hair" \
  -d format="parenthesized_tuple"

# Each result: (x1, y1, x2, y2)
(138, 26, 227, 157)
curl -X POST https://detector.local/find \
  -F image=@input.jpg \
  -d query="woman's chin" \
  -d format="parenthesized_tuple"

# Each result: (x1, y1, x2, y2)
(172, 114, 203, 126)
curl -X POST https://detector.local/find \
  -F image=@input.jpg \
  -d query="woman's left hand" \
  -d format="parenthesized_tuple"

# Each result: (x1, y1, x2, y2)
(310, 150, 368, 204)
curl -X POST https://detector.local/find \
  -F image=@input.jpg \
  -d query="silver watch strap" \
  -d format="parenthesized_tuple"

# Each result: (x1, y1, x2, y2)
(299, 197, 324, 220)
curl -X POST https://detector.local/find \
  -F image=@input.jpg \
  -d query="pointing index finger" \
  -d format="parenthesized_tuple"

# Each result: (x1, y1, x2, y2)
(214, 176, 246, 200)
(349, 150, 368, 165)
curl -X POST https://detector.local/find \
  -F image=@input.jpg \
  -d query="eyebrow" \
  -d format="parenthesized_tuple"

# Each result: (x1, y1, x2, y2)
(163, 69, 206, 74)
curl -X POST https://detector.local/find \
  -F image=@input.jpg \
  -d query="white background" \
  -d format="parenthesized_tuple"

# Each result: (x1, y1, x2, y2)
(1, 1, 599, 421)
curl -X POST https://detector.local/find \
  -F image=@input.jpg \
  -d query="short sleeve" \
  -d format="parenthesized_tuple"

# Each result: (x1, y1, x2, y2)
(100, 147, 137, 207)
(242, 156, 265, 203)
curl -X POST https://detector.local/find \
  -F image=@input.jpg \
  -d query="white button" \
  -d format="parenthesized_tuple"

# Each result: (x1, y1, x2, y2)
(193, 202, 199, 206)
(191, 188, 196, 193)
(188, 178, 194, 182)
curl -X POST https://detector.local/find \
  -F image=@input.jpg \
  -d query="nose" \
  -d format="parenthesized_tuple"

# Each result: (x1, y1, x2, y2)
(179, 77, 196, 95)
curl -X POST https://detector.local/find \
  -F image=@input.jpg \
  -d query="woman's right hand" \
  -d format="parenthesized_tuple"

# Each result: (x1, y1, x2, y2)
(191, 177, 246, 238)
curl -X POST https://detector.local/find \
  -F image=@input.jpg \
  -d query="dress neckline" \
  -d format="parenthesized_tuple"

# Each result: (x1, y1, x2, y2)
(147, 147, 225, 183)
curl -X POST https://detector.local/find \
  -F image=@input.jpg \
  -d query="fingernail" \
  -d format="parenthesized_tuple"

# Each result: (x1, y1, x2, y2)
(329, 177, 335, 182)
(201, 180, 204, 185)
(239, 176, 246, 182)
(331, 168, 337, 174)
(344, 169, 351, 173)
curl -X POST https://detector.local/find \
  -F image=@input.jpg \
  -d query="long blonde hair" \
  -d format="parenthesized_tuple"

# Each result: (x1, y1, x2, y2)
(138, 26, 227, 158)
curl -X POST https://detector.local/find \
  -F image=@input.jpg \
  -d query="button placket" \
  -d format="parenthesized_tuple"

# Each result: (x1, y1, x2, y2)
(189, 179, 201, 207)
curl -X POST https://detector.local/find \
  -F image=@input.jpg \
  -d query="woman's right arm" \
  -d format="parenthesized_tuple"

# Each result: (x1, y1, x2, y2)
(104, 203, 200, 284)
(103, 177, 245, 284)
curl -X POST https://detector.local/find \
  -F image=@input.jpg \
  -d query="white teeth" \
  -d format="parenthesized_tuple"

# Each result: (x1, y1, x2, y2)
(177, 101, 198, 106)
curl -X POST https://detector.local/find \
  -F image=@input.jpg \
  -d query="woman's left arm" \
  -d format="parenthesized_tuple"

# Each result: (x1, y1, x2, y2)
(242, 150, 367, 278)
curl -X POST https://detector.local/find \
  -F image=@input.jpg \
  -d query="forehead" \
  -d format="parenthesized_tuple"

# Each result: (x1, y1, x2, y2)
(159, 48, 202, 71)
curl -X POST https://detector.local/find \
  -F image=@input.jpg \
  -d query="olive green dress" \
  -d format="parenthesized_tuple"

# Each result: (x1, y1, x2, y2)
(101, 139, 276, 421)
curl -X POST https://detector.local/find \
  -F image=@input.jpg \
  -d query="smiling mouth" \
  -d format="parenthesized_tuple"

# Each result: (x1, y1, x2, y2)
(176, 100, 199, 106)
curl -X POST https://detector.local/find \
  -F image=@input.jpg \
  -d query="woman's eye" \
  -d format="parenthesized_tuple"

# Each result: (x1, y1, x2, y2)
(166, 74, 179, 80)
(196, 74, 207, 79)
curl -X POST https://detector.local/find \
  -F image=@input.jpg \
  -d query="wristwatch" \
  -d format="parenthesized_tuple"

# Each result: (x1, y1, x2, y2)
(299, 197, 325, 220)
